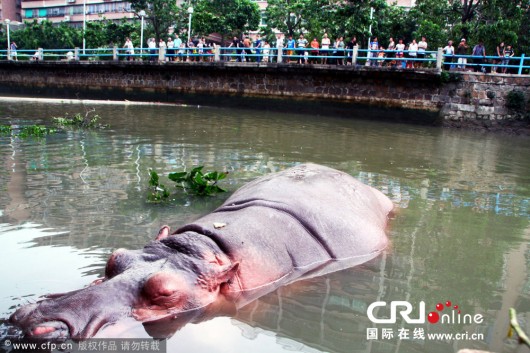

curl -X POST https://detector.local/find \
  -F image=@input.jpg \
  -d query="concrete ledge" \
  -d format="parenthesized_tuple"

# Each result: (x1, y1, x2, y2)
(0, 60, 528, 132)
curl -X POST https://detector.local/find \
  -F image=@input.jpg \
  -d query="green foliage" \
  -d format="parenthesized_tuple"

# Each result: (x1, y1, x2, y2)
(169, 166, 228, 196)
(147, 169, 171, 202)
(0, 0, 526, 57)
(11, 20, 82, 49)
(0, 125, 12, 135)
(147, 166, 227, 202)
(17, 125, 57, 138)
(505, 90, 527, 112)
(264, 0, 319, 38)
(412, 0, 527, 55)
(52, 110, 108, 129)
(1, 123, 58, 138)
(440, 71, 462, 83)
(85, 19, 141, 48)
(129, 0, 179, 44)
(190, 0, 261, 41)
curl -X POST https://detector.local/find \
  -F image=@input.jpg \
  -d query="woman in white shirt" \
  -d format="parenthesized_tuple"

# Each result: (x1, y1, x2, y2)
(321, 33, 331, 64)
(395, 38, 406, 68)
(407, 39, 418, 68)
(442, 40, 455, 70)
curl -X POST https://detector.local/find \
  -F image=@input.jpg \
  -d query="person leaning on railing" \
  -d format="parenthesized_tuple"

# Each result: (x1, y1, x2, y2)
(456, 39, 469, 70)
(310, 37, 319, 64)
(442, 40, 455, 70)
(123, 37, 134, 61)
(395, 38, 405, 68)
(471, 40, 486, 73)
(502, 45, 515, 74)
(417, 36, 427, 68)
(321, 33, 331, 64)
(297, 34, 308, 64)
(10, 41, 17, 61)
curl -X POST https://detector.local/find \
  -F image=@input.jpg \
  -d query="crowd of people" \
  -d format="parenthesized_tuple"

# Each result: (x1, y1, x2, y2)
(442, 38, 516, 73)
(123, 35, 217, 62)
(120, 33, 520, 73)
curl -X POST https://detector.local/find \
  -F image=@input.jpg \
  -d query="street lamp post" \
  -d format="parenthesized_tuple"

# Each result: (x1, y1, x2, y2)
(367, 7, 374, 51)
(139, 10, 146, 57)
(367, 7, 374, 66)
(83, 0, 87, 54)
(187, 6, 193, 44)
(5, 19, 11, 60)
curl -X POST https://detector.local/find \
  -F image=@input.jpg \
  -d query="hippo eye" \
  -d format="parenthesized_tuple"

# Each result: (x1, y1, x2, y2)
(105, 249, 134, 279)
(143, 272, 187, 308)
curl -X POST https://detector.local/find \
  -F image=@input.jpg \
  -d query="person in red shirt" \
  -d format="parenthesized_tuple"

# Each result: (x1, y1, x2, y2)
(310, 38, 319, 64)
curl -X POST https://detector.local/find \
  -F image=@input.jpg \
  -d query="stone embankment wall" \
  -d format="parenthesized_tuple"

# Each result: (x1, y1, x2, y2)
(439, 73, 529, 132)
(0, 61, 528, 132)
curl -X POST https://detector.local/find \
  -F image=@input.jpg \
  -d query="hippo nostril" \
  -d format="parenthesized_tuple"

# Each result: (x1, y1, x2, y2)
(28, 321, 70, 340)
(32, 326, 56, 336)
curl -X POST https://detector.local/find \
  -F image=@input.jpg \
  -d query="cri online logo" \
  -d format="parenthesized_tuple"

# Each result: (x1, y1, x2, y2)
(367, 300, 484, 324)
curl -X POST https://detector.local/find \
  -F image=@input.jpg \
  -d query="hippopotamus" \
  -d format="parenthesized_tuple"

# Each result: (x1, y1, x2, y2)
(10, 163, 393, 340)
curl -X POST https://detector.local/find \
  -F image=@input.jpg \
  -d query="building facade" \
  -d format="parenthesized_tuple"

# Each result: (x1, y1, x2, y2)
(20, 0, 134, 25)
(14, 0, 414, 26)
(1, 0, 22, 22)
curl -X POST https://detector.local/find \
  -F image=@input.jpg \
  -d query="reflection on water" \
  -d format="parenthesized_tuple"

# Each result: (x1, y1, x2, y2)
(0, 100, 529, 353)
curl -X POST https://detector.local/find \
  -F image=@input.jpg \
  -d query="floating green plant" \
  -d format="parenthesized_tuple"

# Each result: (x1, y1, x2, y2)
(169, 166, 228, 196)
(0, 125, 12, 135)
(147, 169, 170, 203)
(147, 166, 228, 202)
(52, 109, 108, 129)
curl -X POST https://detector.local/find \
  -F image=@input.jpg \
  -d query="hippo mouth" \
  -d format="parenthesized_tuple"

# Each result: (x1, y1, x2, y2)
(26, 320, 70, 341)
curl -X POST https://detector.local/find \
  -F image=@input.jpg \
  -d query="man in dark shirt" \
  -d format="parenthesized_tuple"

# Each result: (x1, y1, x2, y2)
(346, 37, 357, 65)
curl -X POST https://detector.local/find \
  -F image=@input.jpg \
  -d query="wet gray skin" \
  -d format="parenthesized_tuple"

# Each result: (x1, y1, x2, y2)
(10, 164, 393, 340)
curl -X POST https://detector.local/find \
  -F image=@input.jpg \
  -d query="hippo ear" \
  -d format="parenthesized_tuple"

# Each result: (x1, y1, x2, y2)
(155, 225, 171, 241)
(216, 262, 239, 285)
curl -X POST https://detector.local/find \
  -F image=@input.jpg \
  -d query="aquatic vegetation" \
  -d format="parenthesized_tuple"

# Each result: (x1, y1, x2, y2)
(169, 166, 228, 196)
(0, 124, 56, 138)
(147, 166, 228, 202)
(1, 110, 107, 140)
(0, 125, 12, 135)
(147, 169, 170, 203)
(18, 125, 57, 138)
(52, 109, 108, 129)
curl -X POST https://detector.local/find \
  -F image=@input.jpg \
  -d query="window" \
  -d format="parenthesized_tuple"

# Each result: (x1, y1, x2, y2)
(259, 11, 267, 26)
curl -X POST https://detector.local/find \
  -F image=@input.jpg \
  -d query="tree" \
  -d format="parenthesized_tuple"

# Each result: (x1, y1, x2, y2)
(264, 0, 391, 47)
(85, 19, 140, 48)
(128, 0, 179, 44)
(190, 0, 260, 43)
(264, 0, 323, 38)
(412, 0, 527, 53)
(10, 20, 82, 49)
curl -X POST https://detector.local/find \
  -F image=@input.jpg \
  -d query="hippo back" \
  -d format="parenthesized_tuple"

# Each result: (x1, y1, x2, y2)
(176, 163, 393, 294)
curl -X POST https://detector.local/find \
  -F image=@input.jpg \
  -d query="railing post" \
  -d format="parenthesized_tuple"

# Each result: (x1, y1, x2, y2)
(277, 45, 283, 63)
(74, 47, 80, 61)
(436, 47, 443, 70)
(158, 47, 166, 62)
(352, 46, 358, 66)
(214, 45, 220, 62)
(113, 46, 118, 61)
(518, 53, 525, 75)
(38, 48, 44, 61)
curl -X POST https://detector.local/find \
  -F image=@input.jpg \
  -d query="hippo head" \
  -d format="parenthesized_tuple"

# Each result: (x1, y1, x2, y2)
(10, 226, 239, 340)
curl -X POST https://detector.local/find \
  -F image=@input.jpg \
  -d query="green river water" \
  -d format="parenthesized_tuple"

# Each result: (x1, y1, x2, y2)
(0, 99, 529, 353)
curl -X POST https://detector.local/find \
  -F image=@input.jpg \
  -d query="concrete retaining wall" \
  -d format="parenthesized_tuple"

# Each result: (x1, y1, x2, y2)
(0, 61, 528, 132)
